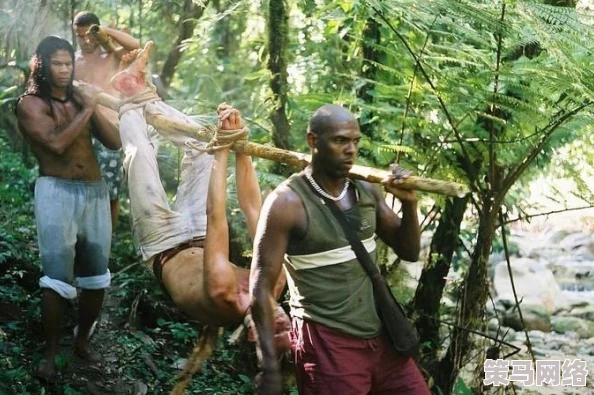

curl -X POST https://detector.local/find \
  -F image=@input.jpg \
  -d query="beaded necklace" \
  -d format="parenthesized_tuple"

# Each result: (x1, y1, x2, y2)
(304, 167, 350, 202)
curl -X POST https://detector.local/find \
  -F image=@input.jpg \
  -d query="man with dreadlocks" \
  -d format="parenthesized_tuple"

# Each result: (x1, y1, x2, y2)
(16, 36, 121, 382)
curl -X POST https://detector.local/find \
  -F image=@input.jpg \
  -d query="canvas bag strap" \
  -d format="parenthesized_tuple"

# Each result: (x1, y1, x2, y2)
(300, 175, 380, 278)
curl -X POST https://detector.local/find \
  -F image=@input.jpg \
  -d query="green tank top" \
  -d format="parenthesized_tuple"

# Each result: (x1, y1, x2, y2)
(283, 172, 382, 338)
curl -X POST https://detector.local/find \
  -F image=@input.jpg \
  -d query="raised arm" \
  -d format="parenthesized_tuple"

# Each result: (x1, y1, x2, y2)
(217, 103, 262, 240)
(17, 96, 95, 155)
(102, 26, 140, 53)
(371, 174, 420, 262)
(250, 188, 299, 394)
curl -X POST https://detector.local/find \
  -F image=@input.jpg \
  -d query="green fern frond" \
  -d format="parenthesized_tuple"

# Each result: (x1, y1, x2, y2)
(378, 144, 416, 154)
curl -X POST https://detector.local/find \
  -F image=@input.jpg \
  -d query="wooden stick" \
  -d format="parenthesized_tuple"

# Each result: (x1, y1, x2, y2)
(90, 89, 469, 197)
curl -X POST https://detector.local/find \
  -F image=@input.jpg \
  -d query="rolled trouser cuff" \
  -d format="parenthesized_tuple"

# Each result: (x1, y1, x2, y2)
(39, 276, 77, 299)
(76, 270, 111, 290)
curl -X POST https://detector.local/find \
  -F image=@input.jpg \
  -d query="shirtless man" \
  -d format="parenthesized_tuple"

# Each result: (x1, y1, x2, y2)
(73, 11, 140, 231)
(107, 43, 290, 345)
(16, 36, 120, 382)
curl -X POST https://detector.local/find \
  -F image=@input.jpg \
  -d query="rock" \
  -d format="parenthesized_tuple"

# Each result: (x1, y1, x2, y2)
(493, 258, 566, 313)
(568, 305, 594, 321)
(171, 357, 187, 370)
(501, 304, 551, 332)
(133, 380, 148, 395)
(582, 347, 594, 356)
(546, 339, 564, 351)
(527, 330, 546, 340)
(504, 328, 516, 342)
(559, 231, 594, 251)
(544, 229, 571, 245)
(551, 316, 594, 339)
(493, 295, 515, 311)
(572, 246, 594, 261)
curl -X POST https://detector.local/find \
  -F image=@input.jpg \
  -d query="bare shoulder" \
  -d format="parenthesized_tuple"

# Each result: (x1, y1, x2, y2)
(16, 95, 48, 118)
(266, 183, 302, 212)
(262, 182, 306, 230)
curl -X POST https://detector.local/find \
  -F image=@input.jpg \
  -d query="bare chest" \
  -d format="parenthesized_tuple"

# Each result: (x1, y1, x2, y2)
(75, 56, 118, 91)
(51, 100, 80, 127)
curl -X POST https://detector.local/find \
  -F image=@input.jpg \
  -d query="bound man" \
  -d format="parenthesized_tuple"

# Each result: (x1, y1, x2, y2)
(250, 104, 431, 394)
(106, 44, 290, 346)
(16, 36, 120, 383)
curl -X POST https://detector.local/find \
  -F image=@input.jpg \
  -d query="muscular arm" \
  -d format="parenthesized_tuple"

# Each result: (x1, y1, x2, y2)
(250, 188, 298, 375)
(368, 183, 421, 262)
(103, 26, 140, 53)
(16, 96, 93, 155)
(92, 107, 121, 150)
(236, 152, 262, 240)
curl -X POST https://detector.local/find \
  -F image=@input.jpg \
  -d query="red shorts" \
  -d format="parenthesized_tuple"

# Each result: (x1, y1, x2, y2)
(291, 317, 431, 395)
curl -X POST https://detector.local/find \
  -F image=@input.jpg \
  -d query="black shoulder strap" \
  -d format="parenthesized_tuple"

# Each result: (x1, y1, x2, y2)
(301, 176, 420, 357)
(301, 175, 380, 278)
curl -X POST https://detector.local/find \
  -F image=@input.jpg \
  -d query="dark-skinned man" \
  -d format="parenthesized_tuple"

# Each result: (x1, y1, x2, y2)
(16, 36, 120, 383)
(250, 104, 431, 394)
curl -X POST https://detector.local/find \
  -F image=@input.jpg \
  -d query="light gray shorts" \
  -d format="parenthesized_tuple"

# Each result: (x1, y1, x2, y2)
(35, 177, 112, 297)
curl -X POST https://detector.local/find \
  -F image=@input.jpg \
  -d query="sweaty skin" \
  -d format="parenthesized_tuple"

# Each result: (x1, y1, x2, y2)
(109, 49, 291, 351)
(158, 109, 290, 351)
(73, 24, 139, 96)
(17, 51, 119, 180)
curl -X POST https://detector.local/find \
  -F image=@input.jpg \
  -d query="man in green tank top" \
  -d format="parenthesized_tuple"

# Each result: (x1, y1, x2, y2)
(250, 104, 430, 394)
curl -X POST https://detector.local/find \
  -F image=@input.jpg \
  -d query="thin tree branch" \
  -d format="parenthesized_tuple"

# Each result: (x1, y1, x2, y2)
(429, 317, 521, 359)
(397, 14, 439, 163)
(419, 204, 440, 234)
(437, 128, 544, 144)
(504, 205, 594, 225)
(501, 101, 592, 198)
(499, 209, 536, 365)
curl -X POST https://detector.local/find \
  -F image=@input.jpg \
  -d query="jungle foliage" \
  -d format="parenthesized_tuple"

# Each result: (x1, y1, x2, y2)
(1, 0, 594, 393)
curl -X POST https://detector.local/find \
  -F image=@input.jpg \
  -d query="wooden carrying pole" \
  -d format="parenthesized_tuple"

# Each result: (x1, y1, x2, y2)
(92, 90, 469, 197)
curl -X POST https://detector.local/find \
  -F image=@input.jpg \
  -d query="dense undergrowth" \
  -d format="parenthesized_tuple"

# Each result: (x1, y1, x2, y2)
(0, 134, 294, 394)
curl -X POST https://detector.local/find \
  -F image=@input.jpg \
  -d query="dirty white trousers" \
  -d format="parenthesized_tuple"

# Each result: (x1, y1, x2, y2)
(118, 101, 214, 261)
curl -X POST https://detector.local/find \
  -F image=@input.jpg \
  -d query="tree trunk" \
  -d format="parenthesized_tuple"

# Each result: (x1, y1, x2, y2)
(432, 206, 497, 394)
(267, 0, 291, 150)
(413, 196, 469, 363)
(159, 0, 210, 90)
(357, 17, 381, 138)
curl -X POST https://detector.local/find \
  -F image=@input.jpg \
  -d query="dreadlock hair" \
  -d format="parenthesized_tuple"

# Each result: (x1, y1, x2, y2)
(26, 36, 75, 117)
(73, 11, 100, 27)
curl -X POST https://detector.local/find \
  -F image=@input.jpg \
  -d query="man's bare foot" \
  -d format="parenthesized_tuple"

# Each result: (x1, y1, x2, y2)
(34, 358, 58, 384)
